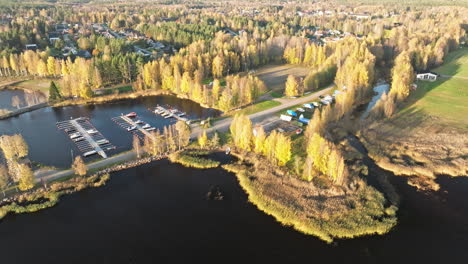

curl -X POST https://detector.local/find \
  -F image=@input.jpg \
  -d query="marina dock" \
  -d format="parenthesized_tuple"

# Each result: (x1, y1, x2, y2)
(111, 113, 155, 140)
(56, 117, 115, 158)
(153, 106, 188, 122)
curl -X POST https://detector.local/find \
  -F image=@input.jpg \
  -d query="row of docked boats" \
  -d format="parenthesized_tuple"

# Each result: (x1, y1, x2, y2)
(153, 106, 188, 122)
(123, 112, 156, 132)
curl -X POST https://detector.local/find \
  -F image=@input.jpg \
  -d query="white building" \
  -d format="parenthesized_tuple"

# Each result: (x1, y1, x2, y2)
(416, 73, 438, 82)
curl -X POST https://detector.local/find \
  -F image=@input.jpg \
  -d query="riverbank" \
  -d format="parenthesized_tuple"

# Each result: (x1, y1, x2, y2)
(0, 102, 49, 120)
(0, 152, 167, 220)
(168, 149, 221, 169)
(222, 149, 397, 243)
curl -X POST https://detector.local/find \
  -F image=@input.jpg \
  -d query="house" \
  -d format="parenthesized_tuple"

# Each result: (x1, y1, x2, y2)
(416, 72, 438, 82)
(25, 44, 37, 50)
(49, 37, 60, 44)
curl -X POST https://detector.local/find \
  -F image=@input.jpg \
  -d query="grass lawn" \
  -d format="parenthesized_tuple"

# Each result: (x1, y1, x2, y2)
(398, 48, 468, 128)
(434, 48, 468, 77)
(255, 64, 310, 92)
(232, 100, 281, 116)
(14, 79, 55, 95)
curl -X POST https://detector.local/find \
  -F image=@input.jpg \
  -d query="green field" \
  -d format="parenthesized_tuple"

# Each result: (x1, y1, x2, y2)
(14, 79, 55, 95)
(231, 100, 281, 116)
(399, 48, 468, 128)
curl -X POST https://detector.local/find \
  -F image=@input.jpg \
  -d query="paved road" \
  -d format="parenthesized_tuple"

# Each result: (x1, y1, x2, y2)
(34, 151, 136, 182)
(34, 85, 333, 182)
(190, 85, 333, 137)
(440, 74, 468, 80)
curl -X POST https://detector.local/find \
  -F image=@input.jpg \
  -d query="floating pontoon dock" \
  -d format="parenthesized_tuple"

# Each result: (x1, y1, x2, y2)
(111, 114, 155, 140)
(152, 105, 188, 122)
(56, 117, 115, 158)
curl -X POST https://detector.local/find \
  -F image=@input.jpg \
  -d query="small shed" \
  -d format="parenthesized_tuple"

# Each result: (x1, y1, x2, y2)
(280, 114, 292, 122)
(416, 72, 438, 82)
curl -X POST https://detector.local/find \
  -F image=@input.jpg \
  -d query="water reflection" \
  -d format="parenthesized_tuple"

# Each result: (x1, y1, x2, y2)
(0, 95, 219, 168)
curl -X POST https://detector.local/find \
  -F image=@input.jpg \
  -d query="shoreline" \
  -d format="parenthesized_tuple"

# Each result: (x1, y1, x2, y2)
(222, 149, 398, 243)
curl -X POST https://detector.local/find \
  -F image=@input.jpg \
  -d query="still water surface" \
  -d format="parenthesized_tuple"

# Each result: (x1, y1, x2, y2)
(0, 160, 466, 263)
(0, 95, 219, 168)
(0, 95, 466, 263)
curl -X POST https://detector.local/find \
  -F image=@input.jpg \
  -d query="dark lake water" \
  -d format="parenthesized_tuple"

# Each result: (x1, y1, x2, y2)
(0, 160, 467, 263)
(0, 89, 26, 110)
(0, 96, 467, 263)
(0, 95, 219, 168)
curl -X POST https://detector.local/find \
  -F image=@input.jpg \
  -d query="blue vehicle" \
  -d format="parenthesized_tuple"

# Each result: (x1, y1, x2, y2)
(287, 110, 297, 117)
(298, 117, 310, 124)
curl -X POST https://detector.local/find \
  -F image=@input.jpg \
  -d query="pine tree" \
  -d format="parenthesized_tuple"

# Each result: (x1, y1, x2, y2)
(48, 81, 62, 101)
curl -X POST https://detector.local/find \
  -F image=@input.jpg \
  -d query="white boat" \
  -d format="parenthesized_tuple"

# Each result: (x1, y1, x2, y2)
(127, 126, 137, 131)
(145, 127, 155, 131)
(73, 137, 85, 142)
(96, 139, 109, 145)
(83, 150, 97, 157)
(164, 114, 173, 119)
(296, 108, 305, 112)
(135, 120, 144, 124)
(87, 129, 98, 134)
(70, 133, 81, 139)
(141, 124, 151, 129)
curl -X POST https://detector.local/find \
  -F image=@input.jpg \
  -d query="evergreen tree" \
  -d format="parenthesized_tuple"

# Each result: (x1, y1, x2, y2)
(48, 81, 62, 101)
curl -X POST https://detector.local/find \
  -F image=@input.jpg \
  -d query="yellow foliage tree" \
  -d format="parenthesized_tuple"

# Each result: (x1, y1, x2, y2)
(198, 130, 208, 148)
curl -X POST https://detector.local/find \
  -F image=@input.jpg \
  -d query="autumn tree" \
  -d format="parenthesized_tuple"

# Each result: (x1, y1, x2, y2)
(0, 134, 29, 161)
(72, 156, 87, 176)
(210, 132, 220, 148)
(198, 130, 208, 148)
(275, 133, 292, 166)
(18, 163, 34, 191)
(230, 114, 253, 151)
(284, 75, 301, 97)
(389, 51, 414, 103)
(132, 135, 141, 158)
(0, 164, 9, 196)
(175, 120, 191, 149)
(253, 125, 266, 154)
